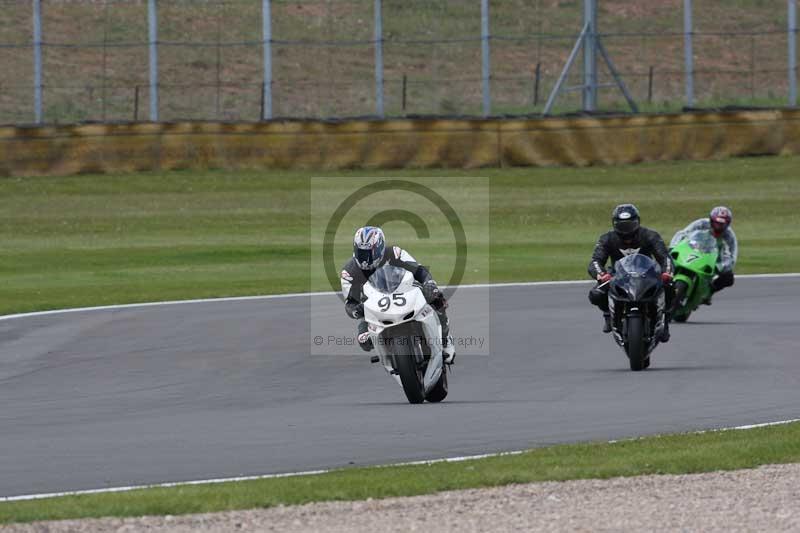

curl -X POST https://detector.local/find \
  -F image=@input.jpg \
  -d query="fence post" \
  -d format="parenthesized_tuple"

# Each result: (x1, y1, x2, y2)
(583, 0, 597, 111)
(402, 74, 407, 112)
(101, 4, 108, 122)
(481, 0, 491, 116)
(749, 35, 755, 100)
(32, 0, 43, 123)
(790, 0, 797, 106)
(374, 0, 384, 118)
(683, 0, 694, 107)
(148, 0, 159, 121)
(262, 0, 273, 120)
(215, 3, 222, 119)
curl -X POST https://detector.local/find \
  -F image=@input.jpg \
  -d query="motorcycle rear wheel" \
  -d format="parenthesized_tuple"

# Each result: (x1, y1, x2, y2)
(627, 315, 646, 371)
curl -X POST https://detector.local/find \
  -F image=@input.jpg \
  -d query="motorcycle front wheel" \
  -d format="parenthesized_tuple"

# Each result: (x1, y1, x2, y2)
(672, 280, 691, 323)
(626, 315, 646, 371)
(425, 364, 448, 403)
(392, 336, 425, 404)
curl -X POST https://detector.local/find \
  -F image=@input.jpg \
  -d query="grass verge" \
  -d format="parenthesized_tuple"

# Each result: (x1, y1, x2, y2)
(2, 421, 799, 524)
(1, 155, 799, 315)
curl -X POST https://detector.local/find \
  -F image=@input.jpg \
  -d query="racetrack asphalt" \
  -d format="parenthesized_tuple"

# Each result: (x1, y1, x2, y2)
(0, 276, 798, 497)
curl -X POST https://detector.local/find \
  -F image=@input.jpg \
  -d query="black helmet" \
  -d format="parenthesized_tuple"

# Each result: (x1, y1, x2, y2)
(612, 204, 640, 238)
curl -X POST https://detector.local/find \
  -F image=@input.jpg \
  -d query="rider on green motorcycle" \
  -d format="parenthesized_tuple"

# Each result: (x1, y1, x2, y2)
(670, 206, 737, 303)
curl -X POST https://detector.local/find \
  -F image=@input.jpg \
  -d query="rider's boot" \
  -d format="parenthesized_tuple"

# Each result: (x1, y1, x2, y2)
(437, 309, 455, 364)
(442, 335, 456, 365)
(602, 313, 612, 333)
(660, 314, 671, 343)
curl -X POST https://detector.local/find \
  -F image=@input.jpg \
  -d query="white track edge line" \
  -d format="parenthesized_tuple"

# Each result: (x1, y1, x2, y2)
(3, 417, 799, 503)
(1, 273, 797, 323)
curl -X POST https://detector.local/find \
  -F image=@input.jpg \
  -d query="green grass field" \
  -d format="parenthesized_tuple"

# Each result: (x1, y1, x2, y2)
(1, 154, 798, 315)
(2, 421, 800, 524)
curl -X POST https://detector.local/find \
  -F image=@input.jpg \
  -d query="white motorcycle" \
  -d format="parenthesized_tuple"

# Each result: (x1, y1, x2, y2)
(363, 264, 448, 404)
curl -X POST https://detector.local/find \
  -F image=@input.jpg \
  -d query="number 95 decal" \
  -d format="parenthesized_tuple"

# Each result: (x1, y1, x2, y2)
(378, 293, 407, 312)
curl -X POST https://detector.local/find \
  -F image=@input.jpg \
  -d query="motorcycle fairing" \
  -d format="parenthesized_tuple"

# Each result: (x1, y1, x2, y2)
(607, 254, 666, 357)
(363, 264, 443, 394)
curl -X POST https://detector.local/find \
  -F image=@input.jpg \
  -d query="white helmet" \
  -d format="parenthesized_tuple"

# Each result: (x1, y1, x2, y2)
(353, 226, 385, 270)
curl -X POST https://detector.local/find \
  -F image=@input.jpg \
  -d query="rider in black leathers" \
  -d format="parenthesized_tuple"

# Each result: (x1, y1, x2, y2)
(588, 204, 675, 342)
(341, 226, 455, 364)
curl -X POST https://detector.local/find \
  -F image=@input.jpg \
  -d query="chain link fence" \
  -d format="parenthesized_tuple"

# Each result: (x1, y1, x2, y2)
(0, 0, 797, 124)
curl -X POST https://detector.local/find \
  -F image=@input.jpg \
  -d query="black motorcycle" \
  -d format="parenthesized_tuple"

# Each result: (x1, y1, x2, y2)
(607, 254, 667, 371)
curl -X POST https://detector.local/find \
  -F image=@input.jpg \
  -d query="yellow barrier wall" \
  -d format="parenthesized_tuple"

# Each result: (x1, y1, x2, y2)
(1, 110, 799, 177)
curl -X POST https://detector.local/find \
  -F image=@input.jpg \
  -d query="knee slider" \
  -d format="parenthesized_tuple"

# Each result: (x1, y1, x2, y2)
(715, 271, 734, 289)
(357, 321, 373, 351)
(588, 287, 606, 307)
(722, 271, 734, 287)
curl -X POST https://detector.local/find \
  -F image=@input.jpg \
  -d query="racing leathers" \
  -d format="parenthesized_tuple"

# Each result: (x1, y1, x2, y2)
(588, 227, 675, 337)
(670, 218, 737, 293)
(340, 245, 451, 357)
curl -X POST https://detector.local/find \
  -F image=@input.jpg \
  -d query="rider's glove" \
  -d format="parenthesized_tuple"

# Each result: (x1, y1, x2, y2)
(422, 280, 446, 310)
(422, 280, 440, 301)
(597, 272, 613, 284)
(660, 272, 673, 284)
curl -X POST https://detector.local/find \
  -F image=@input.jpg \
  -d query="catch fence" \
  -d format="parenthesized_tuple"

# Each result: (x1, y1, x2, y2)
(0, 0, 797, 124)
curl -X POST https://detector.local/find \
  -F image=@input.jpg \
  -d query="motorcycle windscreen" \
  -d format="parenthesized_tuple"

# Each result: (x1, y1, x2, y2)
(686, 230, 718, 253)
(612, 254, 662, 301)
(369, 264, 408, 294)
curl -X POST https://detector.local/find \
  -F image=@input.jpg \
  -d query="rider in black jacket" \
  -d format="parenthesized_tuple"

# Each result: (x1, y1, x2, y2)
(588, 204, 675, 342)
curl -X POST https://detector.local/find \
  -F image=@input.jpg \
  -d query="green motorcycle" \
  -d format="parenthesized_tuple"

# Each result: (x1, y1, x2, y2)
(669, 229, 719, 322)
